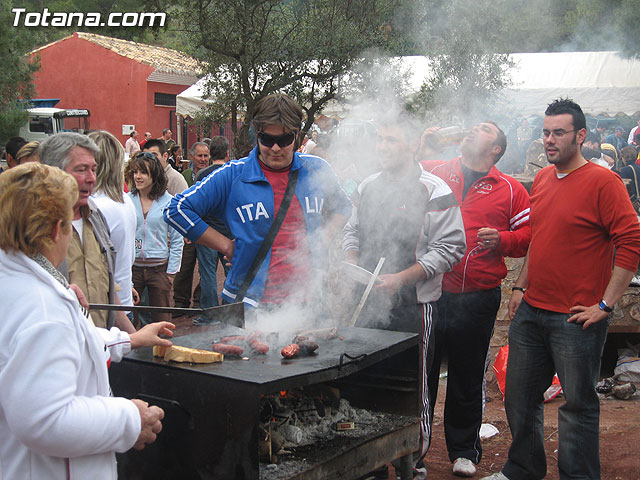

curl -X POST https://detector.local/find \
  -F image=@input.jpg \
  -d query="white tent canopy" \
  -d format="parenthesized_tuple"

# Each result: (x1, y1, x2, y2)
(503, 51, 640, 116)
(397, 51, 640, 117)
(176, 51, 640, 120)
(176, 75, 212, 117)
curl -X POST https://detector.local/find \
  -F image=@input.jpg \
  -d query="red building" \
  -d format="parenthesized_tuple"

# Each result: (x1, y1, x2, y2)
(30, 32, 201, 147)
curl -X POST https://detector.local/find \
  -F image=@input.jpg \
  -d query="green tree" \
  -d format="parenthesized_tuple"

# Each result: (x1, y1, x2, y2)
(0, 2, 40, 144)
(489, 0, 578, 53)
(402, 0, 640, 125)
(567, 0, 640, 58)
(179, 0, 398, 156)
(404, 0, 515, 123)
(407, 51, 513, 125)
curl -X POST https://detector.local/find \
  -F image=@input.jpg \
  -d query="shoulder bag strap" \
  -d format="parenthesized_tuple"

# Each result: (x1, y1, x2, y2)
(234, 168, 300, 303)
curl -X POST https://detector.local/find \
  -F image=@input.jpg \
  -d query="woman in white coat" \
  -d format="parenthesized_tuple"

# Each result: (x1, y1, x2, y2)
(0, 163, 173, 479)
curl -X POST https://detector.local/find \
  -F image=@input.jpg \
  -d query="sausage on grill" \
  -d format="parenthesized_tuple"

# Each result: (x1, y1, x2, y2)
(298, 340, 319, 355)
(281, 344, 301, 359)
(212, 343, 244, 356)
(249, 338, 269, 354)
(219, 335, 247, 344)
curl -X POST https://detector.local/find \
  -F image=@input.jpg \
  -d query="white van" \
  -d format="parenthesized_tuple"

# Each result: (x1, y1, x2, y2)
(18, 108, 91, 142)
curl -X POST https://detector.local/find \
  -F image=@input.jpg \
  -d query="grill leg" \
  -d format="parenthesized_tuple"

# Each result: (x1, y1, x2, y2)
(398, 454, 413, 480)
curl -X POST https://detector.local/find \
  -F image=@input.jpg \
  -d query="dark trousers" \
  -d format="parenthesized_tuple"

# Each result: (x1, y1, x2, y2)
(428, 287, 501, 464)
(357, 302, 436, 463)
(132, 264, 172, 323)
(173, 241, 200, 308)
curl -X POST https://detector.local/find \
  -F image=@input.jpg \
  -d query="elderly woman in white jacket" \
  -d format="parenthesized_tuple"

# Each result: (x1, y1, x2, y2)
(0, 163, 174, 479)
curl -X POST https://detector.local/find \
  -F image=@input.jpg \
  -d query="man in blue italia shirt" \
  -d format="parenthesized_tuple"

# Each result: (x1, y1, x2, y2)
(164, 94, 351, 311)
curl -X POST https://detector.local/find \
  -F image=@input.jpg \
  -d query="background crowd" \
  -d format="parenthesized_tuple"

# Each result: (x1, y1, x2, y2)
(1, 97, 639, 480)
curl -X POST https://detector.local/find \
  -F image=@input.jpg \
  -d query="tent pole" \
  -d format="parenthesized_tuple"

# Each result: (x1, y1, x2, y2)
(176, 115, 182, 149)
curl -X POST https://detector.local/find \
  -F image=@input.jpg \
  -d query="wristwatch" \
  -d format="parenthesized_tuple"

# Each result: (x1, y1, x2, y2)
(512, 286, 526, 294)
(599, 299, 613, 313)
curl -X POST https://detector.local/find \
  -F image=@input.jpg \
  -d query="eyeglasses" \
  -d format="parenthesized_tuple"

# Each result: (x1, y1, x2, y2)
(542, 129, 576, 139)
(257, 131, 296, 148)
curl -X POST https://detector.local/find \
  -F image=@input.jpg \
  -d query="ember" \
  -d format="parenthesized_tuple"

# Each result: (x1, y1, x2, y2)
(261, 386, 394, 458)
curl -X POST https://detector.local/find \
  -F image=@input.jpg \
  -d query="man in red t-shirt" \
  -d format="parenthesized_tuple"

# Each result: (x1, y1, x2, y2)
(483, 99, 640, 480)
(138, 131, 152, 150)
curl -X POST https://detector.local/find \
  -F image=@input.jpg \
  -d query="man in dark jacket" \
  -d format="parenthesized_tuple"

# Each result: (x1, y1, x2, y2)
(191, 137, 234, 324)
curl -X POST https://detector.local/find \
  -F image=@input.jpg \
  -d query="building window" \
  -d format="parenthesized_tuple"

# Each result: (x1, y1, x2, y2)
(154, 93, 176, 107)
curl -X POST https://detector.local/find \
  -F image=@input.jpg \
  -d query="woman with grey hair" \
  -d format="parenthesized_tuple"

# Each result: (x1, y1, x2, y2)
(89, 130, 139, 313)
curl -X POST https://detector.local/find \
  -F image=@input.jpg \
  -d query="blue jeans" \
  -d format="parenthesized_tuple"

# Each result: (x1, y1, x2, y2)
(195, 244, 229, 309)
(503, 300, 609, 480)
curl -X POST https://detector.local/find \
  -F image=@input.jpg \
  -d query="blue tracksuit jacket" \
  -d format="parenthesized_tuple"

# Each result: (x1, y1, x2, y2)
(164, 146, 351, 306)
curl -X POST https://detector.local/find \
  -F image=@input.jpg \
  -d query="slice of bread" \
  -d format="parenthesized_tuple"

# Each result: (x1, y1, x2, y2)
(162, 345, 224, 363)
(153, 345, 169, 357)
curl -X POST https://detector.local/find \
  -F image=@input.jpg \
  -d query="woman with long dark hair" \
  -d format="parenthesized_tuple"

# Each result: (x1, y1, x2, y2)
(168, 143, 183, 171)
(127, 152, 183, 324)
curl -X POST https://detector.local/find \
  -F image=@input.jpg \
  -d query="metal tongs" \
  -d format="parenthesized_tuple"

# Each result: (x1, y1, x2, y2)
(349, 257, 385, 327)
(89, 301, 245, 328)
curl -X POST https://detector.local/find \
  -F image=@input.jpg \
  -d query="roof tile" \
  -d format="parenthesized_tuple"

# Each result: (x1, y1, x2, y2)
(34, 32, 202, 77)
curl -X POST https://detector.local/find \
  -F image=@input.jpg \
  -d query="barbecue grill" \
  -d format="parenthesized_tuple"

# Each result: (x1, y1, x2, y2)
(110, 325, 420, 479)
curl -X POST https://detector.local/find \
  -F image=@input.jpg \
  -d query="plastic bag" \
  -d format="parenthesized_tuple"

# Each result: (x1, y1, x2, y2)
(614, 342, 640, 383)
(614, 357, 640, 383)
(494, 345, 509, 399)
(493, 345, 562, 402)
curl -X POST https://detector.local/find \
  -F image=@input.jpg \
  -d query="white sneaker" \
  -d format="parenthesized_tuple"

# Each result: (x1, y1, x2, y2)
(480, 473, 510, 480)
(453, 457, 477, 477)
(413, 466, 427, 480)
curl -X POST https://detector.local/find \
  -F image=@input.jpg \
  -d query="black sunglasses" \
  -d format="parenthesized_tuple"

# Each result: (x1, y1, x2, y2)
(257, 131, 296, 148)
(135, 151, 160, 162)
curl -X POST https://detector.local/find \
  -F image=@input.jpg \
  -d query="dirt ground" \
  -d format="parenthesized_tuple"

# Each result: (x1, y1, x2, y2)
(418, 317, 640, 480)
(423, 379, 640, 480)
(170, 312, 640, 480)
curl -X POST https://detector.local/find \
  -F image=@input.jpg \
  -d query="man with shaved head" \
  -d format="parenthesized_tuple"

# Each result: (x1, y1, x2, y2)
(344, 113, 466, 478)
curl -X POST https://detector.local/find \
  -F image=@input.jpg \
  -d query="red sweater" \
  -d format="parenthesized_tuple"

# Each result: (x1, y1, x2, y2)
(525, 162, 640, 313)
(422, 158, 531, 292)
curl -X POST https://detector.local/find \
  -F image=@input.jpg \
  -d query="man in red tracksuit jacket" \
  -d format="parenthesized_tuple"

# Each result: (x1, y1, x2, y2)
(421, 122, 531, 477)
